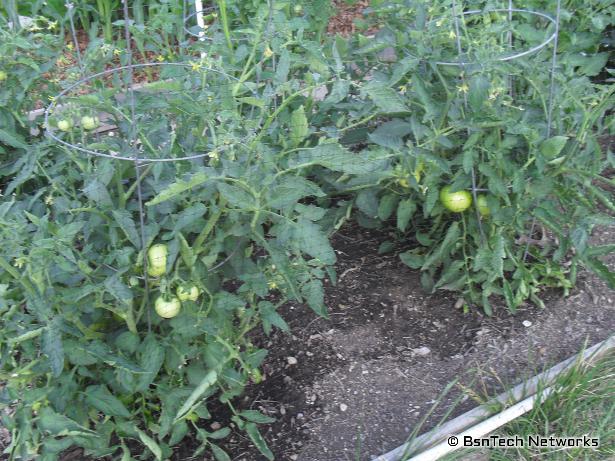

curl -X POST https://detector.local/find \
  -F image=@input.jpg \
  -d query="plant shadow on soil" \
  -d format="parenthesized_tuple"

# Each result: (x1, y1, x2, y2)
(186, 222, 614, 461)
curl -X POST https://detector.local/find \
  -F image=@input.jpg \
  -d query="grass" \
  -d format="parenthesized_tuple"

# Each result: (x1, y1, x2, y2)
(442, 348, 615, 461)
(487, 349, 615, 461)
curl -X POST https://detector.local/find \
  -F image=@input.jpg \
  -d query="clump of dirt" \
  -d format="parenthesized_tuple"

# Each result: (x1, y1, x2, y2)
(327, 0, 370, 36)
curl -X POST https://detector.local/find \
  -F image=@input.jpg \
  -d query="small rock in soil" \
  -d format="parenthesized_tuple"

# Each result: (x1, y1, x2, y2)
(210, 422, 221, 431)
(287, 356, 298, 366)
(522, 320, 533, 327)
(412, 346, 431, 356)
(339, 403, 348, 412)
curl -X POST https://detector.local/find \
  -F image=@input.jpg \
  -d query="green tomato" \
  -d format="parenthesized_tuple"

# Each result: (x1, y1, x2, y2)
(81, 115, 99, 130)
(439, 186, 472, 213)
(177, 285, 200, 302)
(155, 296, 181, 319)
(0, 70, 7, 82)
(57, 119, 73, 132)
(147, 264, 166, 278)
(293, 5, 304, 15)
(147, 244, 168, 273)
(477, 195, 490, 216)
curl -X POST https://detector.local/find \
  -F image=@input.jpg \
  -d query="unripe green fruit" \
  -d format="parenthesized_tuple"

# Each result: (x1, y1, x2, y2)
(0, 70, 7, 82)
(81, 115, 99, 130)
(177, 285, 200, 302)
(57, 119, 73, 132)
(155, 296, 181, 318)
(147, 264, 166, 277)
(147, 244, 168, 276)
(439, 186, 472, 213)
(477, 195, 490, 216)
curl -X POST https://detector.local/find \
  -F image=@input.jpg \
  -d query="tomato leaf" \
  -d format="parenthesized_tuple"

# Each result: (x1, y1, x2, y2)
(502, 279, 517, 313)
(582, 257, 615, 289)
(112, 209, 141, 248)
(540, 136, 568, 159)
(84, 385, 131, 418)
(175, 370, 218, 422)
(260, 301, 290, 335)
(0, 128, 28, 149)
(290, 105, 309, 147)
(400, 251, 424, 269)
(397, 199, 416, 231)
(136, 428, 162, 461)
(378, 194, 399, 221)
(468, 74, 490, 111)
(38, 407, 95, 436)
(177, 232, 196, 269)
(169, 420, 189, 446)
(356, 189, 379, 218)
(302, 279, 328, 318)
(210, 443, 232, 461)
(490, 232, 506, 278)
(292, 219, 336, 265)
(362, 84, 409, 114)
(239, 410, 276, 424)
(217, 183, 257, 209)
(422, 222, 460, 270)
(288, 143, 390, 175)
(146, 172, 212, 206)
(245, 422, 274, 460)
(135, 334, 165, 392)
(42, 319, 64, 377)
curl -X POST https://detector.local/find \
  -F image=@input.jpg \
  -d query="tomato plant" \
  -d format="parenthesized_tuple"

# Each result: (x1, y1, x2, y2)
(337, 0, 615, 313)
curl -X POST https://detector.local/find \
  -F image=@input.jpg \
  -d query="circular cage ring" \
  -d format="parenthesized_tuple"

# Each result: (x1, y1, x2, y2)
(44, 62, 258, 163)
(183, 7, 220, 40)
(432, 8, 558, 67)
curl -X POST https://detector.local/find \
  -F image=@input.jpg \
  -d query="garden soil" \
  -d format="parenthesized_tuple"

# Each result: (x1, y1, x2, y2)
(213, 223, 615, 461)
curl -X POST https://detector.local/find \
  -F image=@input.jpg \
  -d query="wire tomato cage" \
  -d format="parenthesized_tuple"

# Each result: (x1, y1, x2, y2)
(43, 1, 264, 327)
(400, 0, 562, 245)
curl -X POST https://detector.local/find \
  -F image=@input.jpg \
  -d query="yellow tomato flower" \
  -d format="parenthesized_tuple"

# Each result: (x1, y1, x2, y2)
(457, 83, 469, 94)
(190, 61, 202, 71)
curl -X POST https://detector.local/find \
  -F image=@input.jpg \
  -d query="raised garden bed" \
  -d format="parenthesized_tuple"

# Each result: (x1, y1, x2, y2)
(2, 2, 614, 461)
